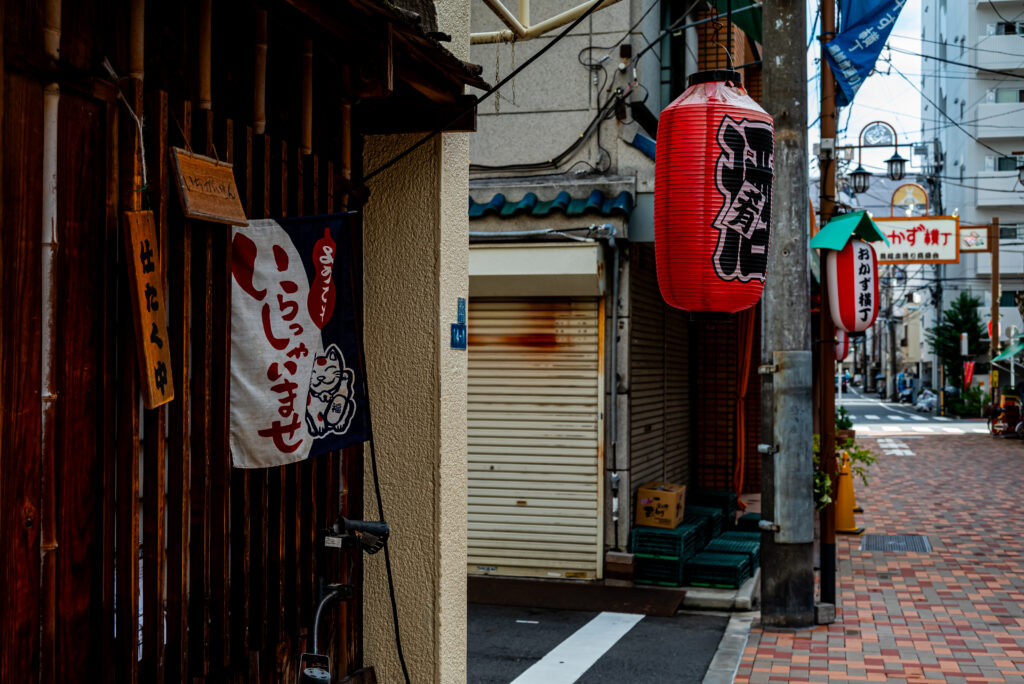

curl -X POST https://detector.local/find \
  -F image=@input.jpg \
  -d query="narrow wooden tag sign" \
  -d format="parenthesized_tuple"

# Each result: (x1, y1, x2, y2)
(169, 146, 248, 226)
(123, 211, 175, 409)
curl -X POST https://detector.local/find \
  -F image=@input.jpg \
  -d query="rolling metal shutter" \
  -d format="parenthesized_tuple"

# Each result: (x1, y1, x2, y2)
(629, 244, 692, 494)
(467, 298, 605, 580)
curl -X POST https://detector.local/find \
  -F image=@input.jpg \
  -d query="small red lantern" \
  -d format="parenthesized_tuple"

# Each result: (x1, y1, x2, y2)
(835, 328, 850, 362)
(654, 70, 775, 313)
(826, 238, 879, 333)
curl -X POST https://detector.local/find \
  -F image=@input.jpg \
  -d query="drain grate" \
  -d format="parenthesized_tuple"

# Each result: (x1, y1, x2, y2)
(861, 534, 932, 553)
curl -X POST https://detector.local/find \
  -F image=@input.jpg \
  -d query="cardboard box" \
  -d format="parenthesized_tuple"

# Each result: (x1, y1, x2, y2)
(635, 481, 686, 529)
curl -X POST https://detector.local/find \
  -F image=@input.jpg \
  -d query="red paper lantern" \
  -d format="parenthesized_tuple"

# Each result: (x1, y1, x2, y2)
(826, 238, 879, 333)
(654, 70, 775, 313)
(835, 328, 850, 362)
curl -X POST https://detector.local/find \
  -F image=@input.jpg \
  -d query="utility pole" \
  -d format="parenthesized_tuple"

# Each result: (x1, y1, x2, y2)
(888, 269, 898, 402)
(991, 217, 1000, 404)
(760, 0, 815, 628)
(814, 0, 838, 614)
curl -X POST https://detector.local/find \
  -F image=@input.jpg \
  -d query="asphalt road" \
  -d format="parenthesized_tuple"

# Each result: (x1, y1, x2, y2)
(836, 386, 988, 436)
(468, 604, 728, 684)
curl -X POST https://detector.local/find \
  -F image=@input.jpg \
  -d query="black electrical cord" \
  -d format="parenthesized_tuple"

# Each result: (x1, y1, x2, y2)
(364, 0, 609, 183)
(469, 90, 621, 172)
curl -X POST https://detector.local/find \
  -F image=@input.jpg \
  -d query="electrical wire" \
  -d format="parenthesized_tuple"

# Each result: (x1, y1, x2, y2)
(889, 31, 1024, 58)
(364, 0, 609, 182)
(469, 87, 623, 173)
(884, 58, 1010, 158)
(888, 45, 1024, 80)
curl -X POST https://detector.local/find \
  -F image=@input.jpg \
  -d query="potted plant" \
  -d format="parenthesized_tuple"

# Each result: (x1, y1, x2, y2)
(835, 406, 855, 441)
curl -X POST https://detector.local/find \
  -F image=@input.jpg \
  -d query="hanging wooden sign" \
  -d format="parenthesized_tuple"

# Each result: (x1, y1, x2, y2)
(124, 211, 175, 409)
(169, 147, 248, 226)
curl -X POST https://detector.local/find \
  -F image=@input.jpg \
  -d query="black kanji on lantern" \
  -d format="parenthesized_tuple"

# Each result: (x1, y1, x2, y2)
(711, 116, 774, 283)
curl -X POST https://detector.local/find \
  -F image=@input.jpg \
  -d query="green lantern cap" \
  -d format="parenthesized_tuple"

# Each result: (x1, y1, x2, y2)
(809, 210, 891, 250)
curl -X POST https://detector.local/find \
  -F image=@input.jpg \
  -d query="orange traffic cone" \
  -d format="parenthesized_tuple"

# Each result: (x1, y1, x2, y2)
(835, 451, 865, 536)
(848, 451, 864, 514)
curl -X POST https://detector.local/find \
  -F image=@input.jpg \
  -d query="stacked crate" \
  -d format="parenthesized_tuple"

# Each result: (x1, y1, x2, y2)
(631, 524, 699, 587)
(704, 537, 760, 571)
(683, 505, 724, 547)
(685, 551, 752, 589)
(688, 490, 738, 529)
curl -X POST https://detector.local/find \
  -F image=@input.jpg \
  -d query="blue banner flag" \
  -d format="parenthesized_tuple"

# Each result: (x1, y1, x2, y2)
(825, 0, 907, 106)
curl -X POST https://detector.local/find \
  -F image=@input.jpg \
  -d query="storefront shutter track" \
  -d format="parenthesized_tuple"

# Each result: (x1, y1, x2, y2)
(467, 298, 604, 579)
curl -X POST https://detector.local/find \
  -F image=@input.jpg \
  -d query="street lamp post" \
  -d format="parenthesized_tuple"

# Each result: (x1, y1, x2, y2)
(843, 121, 907, 196)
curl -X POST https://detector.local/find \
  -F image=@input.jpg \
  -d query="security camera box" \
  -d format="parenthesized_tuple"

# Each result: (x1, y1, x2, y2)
(635, 481, 686, 529)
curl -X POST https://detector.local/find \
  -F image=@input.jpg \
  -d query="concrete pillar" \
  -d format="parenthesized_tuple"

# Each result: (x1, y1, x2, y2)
(362, 125, 469, 682)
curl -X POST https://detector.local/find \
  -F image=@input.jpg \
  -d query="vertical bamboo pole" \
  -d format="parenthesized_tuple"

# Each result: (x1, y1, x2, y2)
(199, 0, 212, 110)
(254, 10, 268, 135)
(301, 40, 313, 155)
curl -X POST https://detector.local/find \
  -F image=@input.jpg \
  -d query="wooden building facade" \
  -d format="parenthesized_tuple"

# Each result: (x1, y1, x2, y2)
(0, 0, 484, 681)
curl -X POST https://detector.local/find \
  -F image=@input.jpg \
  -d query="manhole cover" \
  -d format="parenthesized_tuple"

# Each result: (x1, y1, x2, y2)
(860, 534, 932, 553)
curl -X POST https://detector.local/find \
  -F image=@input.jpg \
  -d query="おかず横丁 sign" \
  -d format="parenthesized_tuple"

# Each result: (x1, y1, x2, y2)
(229, 214, 368, 469)
(872, 216, 960, 264)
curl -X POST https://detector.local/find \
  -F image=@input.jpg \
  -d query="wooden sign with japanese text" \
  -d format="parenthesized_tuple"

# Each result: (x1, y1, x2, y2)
(123, 211, 175, 408)
(169, 147, 248, 226)
(959, 224, 992, 253)
(872, 216, 960, 265)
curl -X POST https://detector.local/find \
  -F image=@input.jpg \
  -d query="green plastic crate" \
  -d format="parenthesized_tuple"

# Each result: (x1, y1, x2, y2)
(719, 530, 762, 544)
(689, 490, 738, 527)
(704, 538, 760, 571)
(685, 552, 751, 589)
(634, 555, 685, 587)
(737, 512, 761, 532)
(632, 524, 699, 561)
(684, 505, 724, 543)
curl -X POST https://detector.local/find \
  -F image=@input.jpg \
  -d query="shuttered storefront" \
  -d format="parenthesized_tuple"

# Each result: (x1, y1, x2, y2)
(629, 244, 692, 501)
(467, 298, 605, 579)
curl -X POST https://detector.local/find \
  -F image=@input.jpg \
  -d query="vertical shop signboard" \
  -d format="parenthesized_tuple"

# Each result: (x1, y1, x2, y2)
(124, 211, 175, 408)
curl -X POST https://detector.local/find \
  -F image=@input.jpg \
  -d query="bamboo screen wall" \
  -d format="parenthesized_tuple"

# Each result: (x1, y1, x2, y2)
(0, 3, 366, 681)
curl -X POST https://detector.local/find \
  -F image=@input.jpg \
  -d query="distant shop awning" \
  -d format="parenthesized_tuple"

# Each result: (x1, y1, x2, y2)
(809, 210, 891, 250)
(993, 342, 1024, 363)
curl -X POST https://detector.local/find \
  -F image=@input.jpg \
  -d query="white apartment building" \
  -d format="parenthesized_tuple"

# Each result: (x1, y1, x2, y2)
(920, 0, 1024, 384)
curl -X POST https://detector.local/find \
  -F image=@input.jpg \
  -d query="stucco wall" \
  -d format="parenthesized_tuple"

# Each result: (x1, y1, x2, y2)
(362, 127, 469, 684)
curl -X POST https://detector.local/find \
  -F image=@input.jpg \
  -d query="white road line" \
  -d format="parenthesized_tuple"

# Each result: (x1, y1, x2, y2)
(510, 612, 644, 684)
(911, 415, 927, 422)
(940, 427, 964, 434)
(935, 416, 951, 421)
(888, 415, 906, 421)
(972, 428, 990, 434)
(912, 426, 933, 433)
(882, 426, 901, 432)
(865, 414, 881, 420)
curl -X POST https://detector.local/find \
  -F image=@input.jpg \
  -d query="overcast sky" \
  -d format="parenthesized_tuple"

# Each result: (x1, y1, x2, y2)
(807, 0, 924, 180)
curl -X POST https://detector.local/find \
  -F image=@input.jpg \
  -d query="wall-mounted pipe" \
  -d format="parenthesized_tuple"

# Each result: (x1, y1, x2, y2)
(40, 0, 61, 676)
(471, 0, 624, 44)
(254, 10, 268, 134)
(199, 0, 212, 109)
(301, 40, 313, 155)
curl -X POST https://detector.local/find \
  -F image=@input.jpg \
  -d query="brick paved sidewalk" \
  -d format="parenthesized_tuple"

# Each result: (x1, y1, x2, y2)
(735, 433, 1024, 684)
